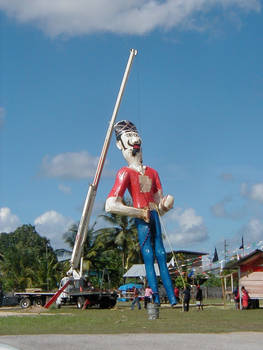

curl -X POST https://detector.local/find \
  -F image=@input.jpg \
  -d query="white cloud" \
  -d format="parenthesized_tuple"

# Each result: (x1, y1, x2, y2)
(0, 207, 75, 249)
(58, 183, 71, 194)
(40, 151, 99, 179)
(241, 182, 263, 202)
(0, 207, 21, 232)
(211, 195, 245, 219)
(240, 182, 248, 196)
(0, 0, 260, 37)
(211, 199, 229, 218)
(250, 183, 263, 202)
(34, 210, 74, 249)
(246, 218, 263, 242)
(166, 207, 209, 246)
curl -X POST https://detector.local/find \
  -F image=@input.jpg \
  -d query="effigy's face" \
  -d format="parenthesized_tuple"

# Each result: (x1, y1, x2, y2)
(117, 131, 142, 164)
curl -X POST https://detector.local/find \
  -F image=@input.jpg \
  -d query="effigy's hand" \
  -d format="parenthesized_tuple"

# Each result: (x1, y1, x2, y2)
(141, 208, 150, 223)
(159, 195, 174, 213)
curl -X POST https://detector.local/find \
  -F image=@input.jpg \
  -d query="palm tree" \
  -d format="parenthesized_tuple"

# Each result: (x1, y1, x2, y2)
(62, 223, 79, 249)
(63, 222, 102, 275)
(97, 211, 142, 273)
(62, 207, 143, 286)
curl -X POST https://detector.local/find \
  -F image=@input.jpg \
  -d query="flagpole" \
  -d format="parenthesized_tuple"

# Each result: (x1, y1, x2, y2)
(239, 236, 245, 257)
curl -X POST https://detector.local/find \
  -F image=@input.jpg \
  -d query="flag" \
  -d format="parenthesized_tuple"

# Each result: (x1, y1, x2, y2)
(212, 248, 219, 263)
(239, 236, 244, 249)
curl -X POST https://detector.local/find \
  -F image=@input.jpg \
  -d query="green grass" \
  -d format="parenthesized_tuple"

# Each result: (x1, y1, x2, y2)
(1, 303, 263, 335)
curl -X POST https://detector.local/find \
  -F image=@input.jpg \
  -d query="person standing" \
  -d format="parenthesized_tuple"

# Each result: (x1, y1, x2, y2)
(241, 286, 249, 310)
(131, 287, 141, 310)
(196, 285, 203, 311)
(183, 285, 191, 312)
(144, 286, 153, 309)
(233, 287, 240, 310)
(174, 286, 180, 303)
(159, 283, 168, 304)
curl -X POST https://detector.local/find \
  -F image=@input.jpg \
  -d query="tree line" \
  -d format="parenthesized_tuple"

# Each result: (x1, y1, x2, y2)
(0, 210, 221, 293)
(0, 210, 143, 292)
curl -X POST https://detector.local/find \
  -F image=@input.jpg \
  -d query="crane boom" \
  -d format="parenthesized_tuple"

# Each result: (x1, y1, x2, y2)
(68, 49, 138, 277)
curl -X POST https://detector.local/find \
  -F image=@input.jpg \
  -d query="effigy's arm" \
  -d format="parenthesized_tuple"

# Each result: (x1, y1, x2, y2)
(105, 196, 149, 222)
(153, 190, 174, 216)
(152, 170, 174, 215)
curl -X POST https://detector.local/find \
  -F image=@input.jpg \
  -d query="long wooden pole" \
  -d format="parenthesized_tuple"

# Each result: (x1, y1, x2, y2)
(69, 49, 138, 276)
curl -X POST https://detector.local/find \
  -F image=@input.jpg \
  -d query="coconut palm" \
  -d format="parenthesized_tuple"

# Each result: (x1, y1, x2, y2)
(96, 211, 142, 274)
(63, 222, 105, 274)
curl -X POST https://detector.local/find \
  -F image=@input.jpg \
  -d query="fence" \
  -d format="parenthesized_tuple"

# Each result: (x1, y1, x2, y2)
(183, 287, 223, 301)
(202, 286, 223, 299)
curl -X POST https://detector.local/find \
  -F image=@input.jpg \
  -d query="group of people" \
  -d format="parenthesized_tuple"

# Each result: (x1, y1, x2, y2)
(182, 285, 203, 312)
(131, 286, 154, 310)
(131, 285, 154, 310)
(132, 283, 251, 311)
(130, 284, 204, 311)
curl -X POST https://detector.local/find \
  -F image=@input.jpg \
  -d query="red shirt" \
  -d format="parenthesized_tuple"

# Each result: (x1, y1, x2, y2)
(174, 287, 179, 298)
(108, 166, 162, 209)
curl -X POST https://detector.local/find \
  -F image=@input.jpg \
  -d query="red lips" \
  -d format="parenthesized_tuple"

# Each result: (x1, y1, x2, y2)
(133, 144, 140, 149)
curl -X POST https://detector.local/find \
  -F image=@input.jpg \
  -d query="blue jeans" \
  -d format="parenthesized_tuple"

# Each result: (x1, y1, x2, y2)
(135, 210, 177, 305)
(131, 297, 141, 310)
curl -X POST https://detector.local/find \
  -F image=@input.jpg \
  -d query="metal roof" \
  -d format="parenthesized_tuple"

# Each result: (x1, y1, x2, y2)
(123, 263, 160, 278)
(170, 250, 208, 256)
(224, 249, 263, 269)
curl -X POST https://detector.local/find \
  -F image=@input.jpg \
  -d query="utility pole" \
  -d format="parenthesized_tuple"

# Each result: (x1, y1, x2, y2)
(224, 240, 228, 264)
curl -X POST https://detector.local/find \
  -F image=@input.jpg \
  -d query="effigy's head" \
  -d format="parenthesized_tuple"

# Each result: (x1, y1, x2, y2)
(114, 120, 142, 163)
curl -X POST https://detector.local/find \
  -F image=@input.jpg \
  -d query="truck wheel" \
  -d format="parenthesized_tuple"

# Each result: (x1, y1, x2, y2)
(77, 296, 85, 309)
(33, 298, 44, 307)
(20, 297, 31, 309)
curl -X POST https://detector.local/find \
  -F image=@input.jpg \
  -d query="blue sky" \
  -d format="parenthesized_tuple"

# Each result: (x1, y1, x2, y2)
(0, 1, 263, 262)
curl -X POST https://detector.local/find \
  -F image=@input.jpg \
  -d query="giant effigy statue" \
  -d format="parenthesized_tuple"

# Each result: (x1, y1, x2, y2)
(105, 120, 177, 307)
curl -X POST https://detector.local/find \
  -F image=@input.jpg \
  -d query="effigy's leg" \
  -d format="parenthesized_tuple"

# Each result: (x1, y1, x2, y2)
(135, 218, 160, 304)
(151, 210, 177, 306)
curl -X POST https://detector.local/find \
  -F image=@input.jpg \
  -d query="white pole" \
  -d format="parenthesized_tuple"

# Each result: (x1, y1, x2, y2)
(93, 49, 138, 189)
(238, 267, 242, 310)
(69, 49, 138, 276)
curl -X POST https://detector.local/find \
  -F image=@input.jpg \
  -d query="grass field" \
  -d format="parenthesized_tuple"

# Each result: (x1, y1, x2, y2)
(1, 302, 263, 335)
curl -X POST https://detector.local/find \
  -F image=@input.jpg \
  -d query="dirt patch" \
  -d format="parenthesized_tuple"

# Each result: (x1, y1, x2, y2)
(0, 305, 63, 317)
